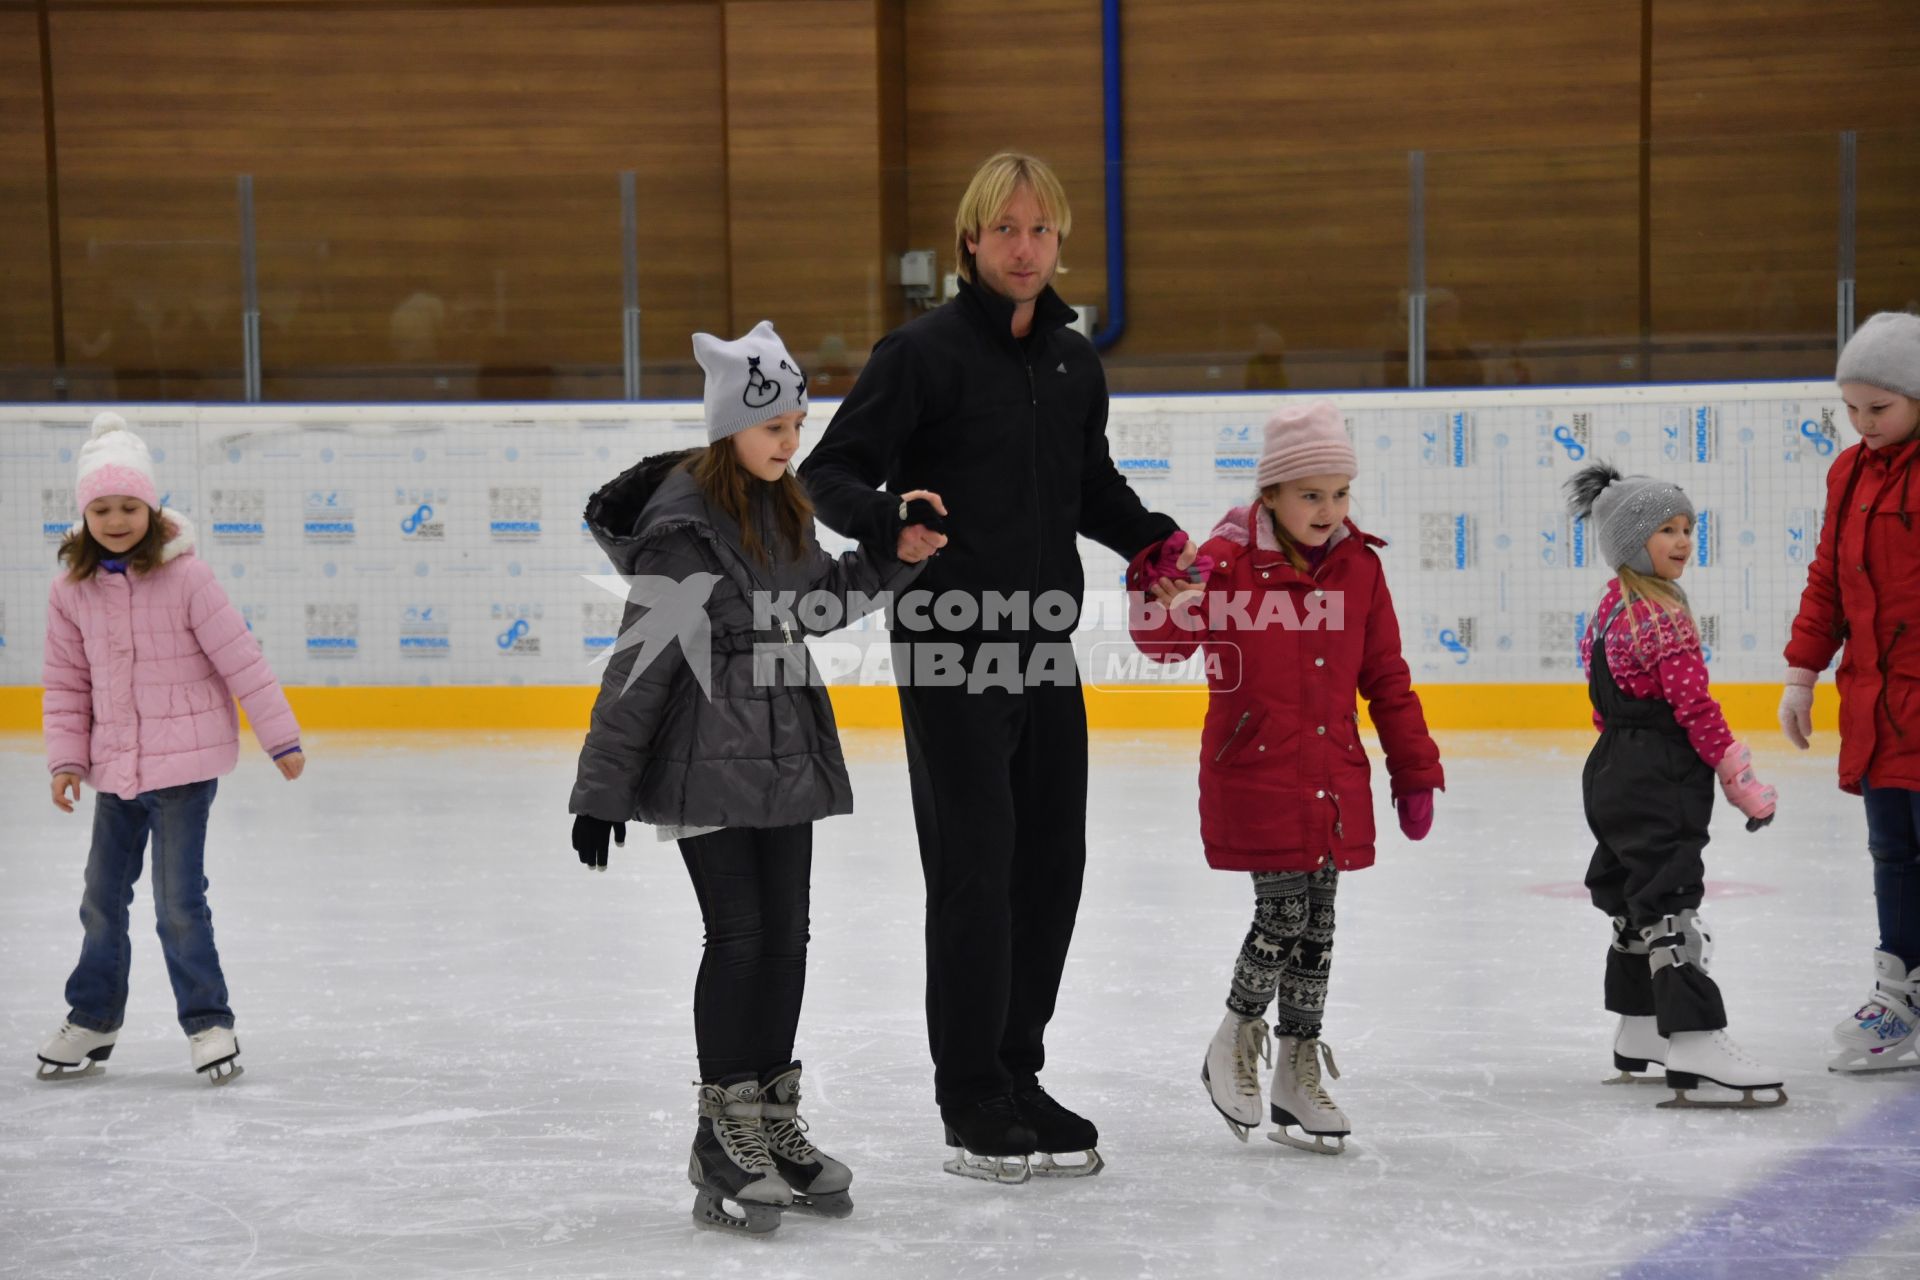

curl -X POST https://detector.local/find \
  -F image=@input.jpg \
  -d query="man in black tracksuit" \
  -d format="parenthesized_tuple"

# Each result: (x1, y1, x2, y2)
(800, 154, 1181, 1173)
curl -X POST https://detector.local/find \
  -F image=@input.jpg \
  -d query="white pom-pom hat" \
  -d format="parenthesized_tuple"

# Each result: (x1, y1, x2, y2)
(75, 411, 160, 511)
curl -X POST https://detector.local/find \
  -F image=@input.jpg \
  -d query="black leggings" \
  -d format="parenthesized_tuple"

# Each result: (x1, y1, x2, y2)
(678, 824, 812, 1081)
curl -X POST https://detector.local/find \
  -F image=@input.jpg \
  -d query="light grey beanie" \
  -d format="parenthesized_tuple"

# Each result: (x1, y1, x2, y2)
(693, 320, 809, 443)
(1564, 462, 1695, 575)
(1836, 311, 1920, 400)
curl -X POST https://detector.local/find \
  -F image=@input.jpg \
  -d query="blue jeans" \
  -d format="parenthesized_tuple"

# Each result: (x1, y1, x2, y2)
(1863, 780, 1920, 969)
(64, 779, 233, 1035)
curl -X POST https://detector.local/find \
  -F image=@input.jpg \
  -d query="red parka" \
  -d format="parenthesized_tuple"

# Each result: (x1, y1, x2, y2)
(1784, 435, 1920, 794)
(1129, 506, 1444, 873)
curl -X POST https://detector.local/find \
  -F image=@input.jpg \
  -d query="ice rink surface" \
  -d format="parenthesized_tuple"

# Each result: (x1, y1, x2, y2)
(3, 727, 1918, 1279)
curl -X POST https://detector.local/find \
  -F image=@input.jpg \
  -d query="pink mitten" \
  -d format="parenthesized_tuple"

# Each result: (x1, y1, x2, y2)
(1395, 790, 1434, 841)
(1715, 740, 1777, 828)
(1149, 531, 1216, 586)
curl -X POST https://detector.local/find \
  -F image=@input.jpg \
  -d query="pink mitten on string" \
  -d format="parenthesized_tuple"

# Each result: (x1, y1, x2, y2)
(1715, 740, 1777, 831)
(1395, 791, 1434, 841)
(1149, 531, 1216, 586)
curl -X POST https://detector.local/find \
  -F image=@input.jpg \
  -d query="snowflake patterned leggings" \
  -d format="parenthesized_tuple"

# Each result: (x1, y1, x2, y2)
(1225, 866, 1339, 1038)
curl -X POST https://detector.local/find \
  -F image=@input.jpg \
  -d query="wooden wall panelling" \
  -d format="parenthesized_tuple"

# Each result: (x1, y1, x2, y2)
(1, 8, 56, 392)
(722, 0, 904, 386)
(1648, 133, 1840, 381)
(1425, 144, 1641, 387)
(1650, 1, 1920, 378)
(45, 4, 729, 399)
(1120, 0, 1640, 380)
(1855, 125, 1920, 319)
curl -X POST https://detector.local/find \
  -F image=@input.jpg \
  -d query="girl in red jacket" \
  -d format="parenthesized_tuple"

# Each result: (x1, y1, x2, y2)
(1567, 463, 1783, 1109)
(1781, 312, 1920, 1073)
(1129, 400, 1443, 1154)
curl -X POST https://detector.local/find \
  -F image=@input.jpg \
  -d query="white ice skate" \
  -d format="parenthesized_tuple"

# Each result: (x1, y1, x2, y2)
(1605, 1014, 1668, 1085)
(36, 1022, 117, 1082)
(1267, 1035, 1350, 1154)
(1829, 950, 1920, 1074)
(1659, 1029, 1786, 1109)
(1202, 1013, 1271, 1142)
(189, 1026, 242, 1084)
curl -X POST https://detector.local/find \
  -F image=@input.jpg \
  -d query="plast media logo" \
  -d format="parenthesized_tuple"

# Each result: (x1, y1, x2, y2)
(581, 601, 620, 658)
(209, 489, 266, 543)
(1426, 615, 1475, 666)
(1793, 408, 1839, 461)
(303, 490, 356, 543)
(41, 488, 75, 542)
(399, 604, 450, 659)
(493, 603, 542, 657)
(1539, 411, 1590, 465)
(304, 603, 359, 658)
(397, 487, 448, 541)
(1785, 507, 1822, 566)
(489, 485, 542, 543)
(1419, 512, 1476, 571)
(1214, 423, 1258, 476)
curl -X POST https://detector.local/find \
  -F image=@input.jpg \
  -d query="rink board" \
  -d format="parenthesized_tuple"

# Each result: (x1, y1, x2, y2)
(0, 383, 1846, 730)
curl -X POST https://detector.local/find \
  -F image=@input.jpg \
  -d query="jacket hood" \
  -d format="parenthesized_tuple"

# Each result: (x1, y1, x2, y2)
(583, 449, 703, 570)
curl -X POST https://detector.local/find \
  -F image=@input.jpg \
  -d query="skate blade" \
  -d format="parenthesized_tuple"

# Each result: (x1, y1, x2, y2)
(943, 1149, 1031, 1185)
(1603, 1070, 1667, 1086)
(1828, 1048, 1920, 1074)
(1657, 1084, 1788, 1109)
(35, 1059, 105, 1082)
(785, 1189, 853, 1219)
(691, 1191, 783, 1236)
(1266, 1127, 1347, 1155)
(198, 1060, 243, 1086)
(1031, 1148, 1104, 1178)
(1203, 1064, 1257, 1143)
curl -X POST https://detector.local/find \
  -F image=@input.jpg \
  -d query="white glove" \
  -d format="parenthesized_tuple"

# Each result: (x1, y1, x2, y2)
(1778, 668, 1817, 750)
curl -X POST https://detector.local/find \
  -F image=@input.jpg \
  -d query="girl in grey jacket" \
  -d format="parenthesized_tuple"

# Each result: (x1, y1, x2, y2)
(568, 322, 943, 1236)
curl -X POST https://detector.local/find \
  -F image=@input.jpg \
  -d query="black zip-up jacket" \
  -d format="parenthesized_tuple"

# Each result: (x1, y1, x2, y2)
(799, 279, 1176, 635)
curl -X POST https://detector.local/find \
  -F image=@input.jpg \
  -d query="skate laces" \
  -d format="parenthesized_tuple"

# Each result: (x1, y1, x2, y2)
(1293, 1038, 1340, 1107)
(700, 1085, 777, 1173)
(1232, 1018, 1271, 1096)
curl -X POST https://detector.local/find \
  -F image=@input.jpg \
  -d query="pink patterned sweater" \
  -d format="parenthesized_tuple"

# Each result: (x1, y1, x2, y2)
(1578, 579, 1734, 768)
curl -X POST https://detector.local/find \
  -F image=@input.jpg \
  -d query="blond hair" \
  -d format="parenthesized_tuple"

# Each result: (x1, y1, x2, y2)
(1615, 566, 1695, 659)
(953, 152, 1072, 283)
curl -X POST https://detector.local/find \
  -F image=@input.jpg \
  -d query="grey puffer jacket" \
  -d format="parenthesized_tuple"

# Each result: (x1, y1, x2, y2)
(569, 450, 920, 829)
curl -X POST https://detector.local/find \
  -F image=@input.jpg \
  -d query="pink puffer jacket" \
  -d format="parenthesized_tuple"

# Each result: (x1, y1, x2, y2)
(43, 511, 300, 800)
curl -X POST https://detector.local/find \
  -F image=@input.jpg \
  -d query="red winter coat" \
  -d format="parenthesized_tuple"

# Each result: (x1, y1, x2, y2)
(1784, 435, 1920, 794)
(1128, 506, 1444, 873)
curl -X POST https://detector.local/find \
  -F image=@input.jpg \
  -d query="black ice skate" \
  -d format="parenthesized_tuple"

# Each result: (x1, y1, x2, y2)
(940, 1093, 1038, 1184)
(1012, 1083, 1104, 1177)
(688, 1076, 793, 1235)
(759, 1061, 853, 1218)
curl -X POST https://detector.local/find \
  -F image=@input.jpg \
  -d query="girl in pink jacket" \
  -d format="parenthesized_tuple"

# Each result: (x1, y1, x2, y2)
(35, 413, 304, 1086)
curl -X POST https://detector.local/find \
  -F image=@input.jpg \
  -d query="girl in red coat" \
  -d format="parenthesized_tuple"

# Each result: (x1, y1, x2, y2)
(1781, 312, 1920, 1073)
(1129, 400, 1443, 1154)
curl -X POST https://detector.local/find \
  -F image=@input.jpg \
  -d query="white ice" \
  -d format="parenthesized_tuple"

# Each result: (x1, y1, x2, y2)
(3, 728, 1919, 1279)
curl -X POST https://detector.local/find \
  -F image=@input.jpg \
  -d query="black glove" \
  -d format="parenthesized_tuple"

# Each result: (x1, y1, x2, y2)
(897, 496, 946, 534)
(571, 814, 626, 870)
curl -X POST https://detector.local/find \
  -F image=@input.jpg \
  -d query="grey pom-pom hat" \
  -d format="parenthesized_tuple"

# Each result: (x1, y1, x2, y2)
(1564, 461, 1695, 575)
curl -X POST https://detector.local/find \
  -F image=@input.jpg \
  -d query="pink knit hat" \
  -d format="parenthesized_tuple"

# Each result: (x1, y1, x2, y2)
(1254, 400, 1356, 489)
(75, 411, 160, 511)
